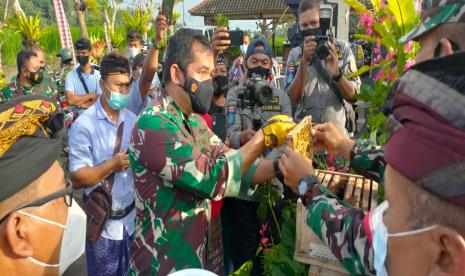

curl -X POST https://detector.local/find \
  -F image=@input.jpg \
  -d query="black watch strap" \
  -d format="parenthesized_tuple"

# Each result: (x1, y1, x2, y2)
(273, 158, 284, 182)
(332, 67, 343, 82)
(299, 175, 319, 206)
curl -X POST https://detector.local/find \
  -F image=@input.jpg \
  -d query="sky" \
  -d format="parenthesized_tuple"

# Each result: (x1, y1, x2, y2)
(175, 0, 260, 32)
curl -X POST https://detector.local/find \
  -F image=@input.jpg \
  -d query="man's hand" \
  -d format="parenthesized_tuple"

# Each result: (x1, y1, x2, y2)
(262, 114, 296, 148)
(302, 36, 317, 64)
(154, 14, 168, 45)
(240, 129, 256, 146)
(235, 56, 243, 68)
(111, 152, 130, 172)
(88, 92, 97, 101)
(324, 41, 340, 78)
(212, 27, 230, 57)
(312, 123, 355, 159)
(279, 147, 314, 193)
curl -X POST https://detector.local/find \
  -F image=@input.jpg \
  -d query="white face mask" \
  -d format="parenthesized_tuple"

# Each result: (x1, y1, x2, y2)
(370, 201, 438, 276)
(128, 47, 140, 59)
(18, 203, 86, 275)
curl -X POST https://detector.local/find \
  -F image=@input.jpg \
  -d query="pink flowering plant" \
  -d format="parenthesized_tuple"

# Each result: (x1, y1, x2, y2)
(345, 0, 420, 144)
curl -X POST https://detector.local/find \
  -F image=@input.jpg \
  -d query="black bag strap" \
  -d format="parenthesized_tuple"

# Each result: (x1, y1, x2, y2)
(103, 121, 125, 191)
(77, 67, 90, 94)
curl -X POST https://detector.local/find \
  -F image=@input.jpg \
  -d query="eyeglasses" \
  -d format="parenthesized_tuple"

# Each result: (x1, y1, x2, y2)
(0, 180, 73, 224)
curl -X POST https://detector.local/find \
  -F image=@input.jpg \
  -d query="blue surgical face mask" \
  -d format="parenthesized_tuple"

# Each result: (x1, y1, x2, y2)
(104, 82, 129, 111)
(370, 201, 439, 276)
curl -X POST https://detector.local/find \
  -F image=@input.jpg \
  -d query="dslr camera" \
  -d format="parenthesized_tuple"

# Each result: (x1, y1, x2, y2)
(314, 35, 331, 60)
(238, 76, 273, 109)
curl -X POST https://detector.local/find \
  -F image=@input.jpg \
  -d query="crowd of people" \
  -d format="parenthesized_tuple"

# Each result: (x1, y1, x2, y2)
(0, 0, 464, 275)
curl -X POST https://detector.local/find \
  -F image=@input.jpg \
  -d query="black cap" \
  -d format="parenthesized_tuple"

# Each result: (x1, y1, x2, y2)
(75, 38, 91, 51)
(245, 37, 272, 62)
(0, 95, 64, 201)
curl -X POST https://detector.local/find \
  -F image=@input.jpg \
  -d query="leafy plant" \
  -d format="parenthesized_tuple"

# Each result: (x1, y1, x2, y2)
(230, 260, 253, 276)
(7, 14, 49, 48)
(122, 7, 152, 36)
(262, 204, 308, 276)
(0, 69, 6, 91)
(109, 28, 125, 49)
(172, 12, 181, 25)
(215, 13, 229, 28)
(344, 0, 420, 146)
(90, 35, 106, 63)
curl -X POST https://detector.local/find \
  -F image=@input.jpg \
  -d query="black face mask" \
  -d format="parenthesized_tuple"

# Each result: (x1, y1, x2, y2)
(181, 74, 214, 115)
(27, 70, 43, 85)
(301, 27, 322, 38)
(213, 75, 229, 96)
(77, 55, 89, 66)
(247, 66, 270, 79)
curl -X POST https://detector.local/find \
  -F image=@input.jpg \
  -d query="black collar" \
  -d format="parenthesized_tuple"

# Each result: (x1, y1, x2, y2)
(410, 51, 465, 75)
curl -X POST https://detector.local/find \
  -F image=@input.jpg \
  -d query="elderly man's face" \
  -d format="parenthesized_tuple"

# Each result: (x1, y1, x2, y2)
(0, 162, 68, 275)
(381, 166, 465, 275)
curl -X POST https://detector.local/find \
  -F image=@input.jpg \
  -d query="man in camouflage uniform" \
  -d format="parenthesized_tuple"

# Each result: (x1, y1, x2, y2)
(128, 27, 295, 275)
(1, 49, 58, 104)
(31, 46, 59, 102)
(285, 0, 360, 136)
(279, 1, 465, 275)
(57, 48, 75, 81)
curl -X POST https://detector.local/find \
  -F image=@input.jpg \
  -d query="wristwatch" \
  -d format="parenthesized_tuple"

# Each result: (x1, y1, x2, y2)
(297, 175, 319, 205)
(273, 158, 284, 181)
(332, 67, 343, 82)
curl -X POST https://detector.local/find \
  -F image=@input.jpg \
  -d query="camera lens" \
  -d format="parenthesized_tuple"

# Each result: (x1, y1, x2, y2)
(317, 40, 330, 59)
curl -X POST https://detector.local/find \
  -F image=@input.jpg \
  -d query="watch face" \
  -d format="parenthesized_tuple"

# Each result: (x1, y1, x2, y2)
(298, 180, 307, 196)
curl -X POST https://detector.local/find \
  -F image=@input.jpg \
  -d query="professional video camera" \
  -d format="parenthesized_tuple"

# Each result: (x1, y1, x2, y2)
(238, 75, 273, 109)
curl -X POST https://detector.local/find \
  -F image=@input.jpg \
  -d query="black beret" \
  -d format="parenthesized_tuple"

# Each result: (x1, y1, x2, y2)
(0, 95, 64, 201)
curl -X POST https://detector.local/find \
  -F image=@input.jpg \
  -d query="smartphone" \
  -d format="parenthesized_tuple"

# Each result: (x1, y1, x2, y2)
(161, 0, 175, 24)
(228, 30, 244, 46)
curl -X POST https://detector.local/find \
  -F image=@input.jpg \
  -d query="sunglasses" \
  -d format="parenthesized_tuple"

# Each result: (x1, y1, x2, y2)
(0, 181, 73, 224)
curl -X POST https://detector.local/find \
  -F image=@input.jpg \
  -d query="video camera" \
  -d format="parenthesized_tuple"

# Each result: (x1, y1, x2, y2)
(238, 76, 273, 109)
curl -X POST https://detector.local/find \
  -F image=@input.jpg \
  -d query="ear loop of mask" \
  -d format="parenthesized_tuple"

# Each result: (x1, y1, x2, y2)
(18, 210, 65, 268)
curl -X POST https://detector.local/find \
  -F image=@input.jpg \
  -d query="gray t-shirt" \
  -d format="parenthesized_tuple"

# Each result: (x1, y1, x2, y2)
(285, 39, 361, 135)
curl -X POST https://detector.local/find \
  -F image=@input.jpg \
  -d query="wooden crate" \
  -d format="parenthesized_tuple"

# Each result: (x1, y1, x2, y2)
(286, 115, 312, 158)
(294, 170, 379, 275)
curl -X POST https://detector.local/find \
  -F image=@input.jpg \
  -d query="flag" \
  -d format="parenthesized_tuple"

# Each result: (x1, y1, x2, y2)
(53, 0, 74, 55)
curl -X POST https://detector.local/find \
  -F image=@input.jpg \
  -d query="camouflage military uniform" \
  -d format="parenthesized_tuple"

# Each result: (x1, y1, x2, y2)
(304, 140, 384, 276)
(128, 96, 258, 275)
(304, 0, 465, 274)
(1, 73, 58, 104)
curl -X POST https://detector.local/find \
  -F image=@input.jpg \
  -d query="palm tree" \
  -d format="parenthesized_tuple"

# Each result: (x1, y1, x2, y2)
(74, 0, 89, 39)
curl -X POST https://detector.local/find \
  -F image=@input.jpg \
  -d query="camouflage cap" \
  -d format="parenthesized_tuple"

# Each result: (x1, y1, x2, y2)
(399, 0, 465, 43)
(56, 48, 73, 62)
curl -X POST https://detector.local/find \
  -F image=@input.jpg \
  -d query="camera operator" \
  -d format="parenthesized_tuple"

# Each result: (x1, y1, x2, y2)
(226, 38, 292, 148)
(223, 37, 292, 273)
(285, 0, 360, 136)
